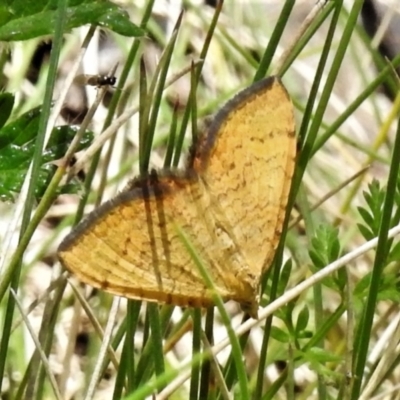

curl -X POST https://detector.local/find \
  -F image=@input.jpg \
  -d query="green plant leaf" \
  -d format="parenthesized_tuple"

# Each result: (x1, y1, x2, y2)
(309, 225, 343, 291)
(387, 241, 400, 263)
(277, 259, 292, 297)
(0, 122, 93, 201)
(309, 225, 341, 269)
(357, 180, 385, 240)
(299, 347, 341, 364)
(377, 273, 400, 302)
(0, 0, 144, 41)
(270, 326, 290, 343)
(0, 106, 42, 150)
(0, 93, 14, 129)
(296, 330, 313, 340)
(295, 305, 309, 333)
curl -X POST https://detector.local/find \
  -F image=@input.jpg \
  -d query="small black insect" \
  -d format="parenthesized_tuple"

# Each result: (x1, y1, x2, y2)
(74, 74, 116, 87)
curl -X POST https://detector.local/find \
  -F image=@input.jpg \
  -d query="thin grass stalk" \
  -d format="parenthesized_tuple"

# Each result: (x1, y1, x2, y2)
(297, 185, 327, 399)
(300, 0, 360, 163)
(342, 268, 355, 400)
(137, 76, 148, 169)
(123, 301, 141, 394)
(163, 101, 179, 168)
(221, 325, 251, 397)
(175, 225, 250, 399)
(252, 3, 342, 394)
(134, 313, 151, 386)
(113, 308, 135, 396)
(218, 27, 258, 70)
(351, 117, 400, 398)
(113, 342, 129, 400)
(135, 304, 172, 386)
(172, 0, 223, 167)
(15, 355, 34, 400)
(2, 3, 68, 396)
(85, 298, 121, 400)
(11, 290, 63, 400)
(189, 61, 198, 145)
(351, 12, 399, 99)
(128, 361, 196, 400)
(159, 305, 175, 335)
(199, 308, 214, 399)
(144, 14, 183, 162)
(139, 26, 181, 173)
(312, 52, 400, 155)
(202, 330, 230, 400)
(9, 271, 67, 334)
(163, 309, 192, 354)
(338, 90, 400, 219)
(138, 58, 149, 173)
(190, 309, 202, 399)
(263, 371, 287, 400)
(278, 1, 335, 76)
(297, 1, 342, 150)
(59, 299, 82, 397)
(0, 0, 68, 389)
(32, 277, 67, 400)
(96, 0, 155, 198)
(253, 0, 296, 81)
(147, 304, 165, 378)
(68, 283, 122, 385)
(347, 30, 383, 127)
(287, 342, 295, 400)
